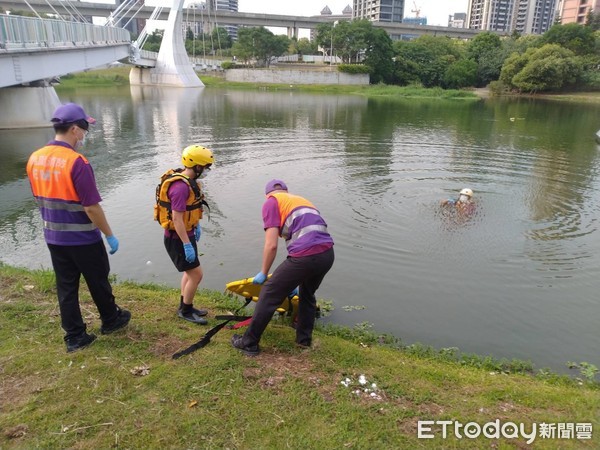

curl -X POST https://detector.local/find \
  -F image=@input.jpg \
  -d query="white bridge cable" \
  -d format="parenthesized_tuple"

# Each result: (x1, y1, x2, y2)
(41, 0, 66, 21)
(136, 6, 164, 50)
(105, 0, 138, 27)
(210, 3, 223, 57)
(55, 0, 88, 23)
(122, 2, 146, 30)
(21, 0, 43, 19)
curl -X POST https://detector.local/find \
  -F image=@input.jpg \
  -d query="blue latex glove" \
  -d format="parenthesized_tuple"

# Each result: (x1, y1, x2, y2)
(252, 271, 267, 285)
(288, 287, 299, 299)
(183, 242, 196, 263)
(105, 235, 119, 255)
(194, 223, 201, 242)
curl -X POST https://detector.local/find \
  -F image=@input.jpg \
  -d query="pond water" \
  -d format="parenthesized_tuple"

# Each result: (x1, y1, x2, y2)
(1, 85, 599, 373)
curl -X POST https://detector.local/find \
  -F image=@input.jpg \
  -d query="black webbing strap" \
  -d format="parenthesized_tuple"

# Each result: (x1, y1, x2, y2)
(172, 298, 252, 360)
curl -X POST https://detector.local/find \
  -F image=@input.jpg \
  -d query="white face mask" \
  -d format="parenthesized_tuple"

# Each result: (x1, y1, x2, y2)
(74, 127, 87, 151)
(459, 194, 470, 203)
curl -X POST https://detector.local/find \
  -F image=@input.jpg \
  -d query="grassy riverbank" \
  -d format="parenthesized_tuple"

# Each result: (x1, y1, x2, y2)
(56, 67, 478, 99)
(1, 264, 598, 449)
(57, 67, 600, 103)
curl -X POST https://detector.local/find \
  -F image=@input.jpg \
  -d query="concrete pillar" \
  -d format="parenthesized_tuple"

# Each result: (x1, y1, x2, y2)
(287, 27, 299, 39)
(0, 85, 59, 130)
(130, 0, 204, 87)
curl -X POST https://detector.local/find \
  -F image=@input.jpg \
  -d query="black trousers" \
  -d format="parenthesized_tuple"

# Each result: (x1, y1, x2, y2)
(243, 247, 334, 347)
(48, 241, 118, 341)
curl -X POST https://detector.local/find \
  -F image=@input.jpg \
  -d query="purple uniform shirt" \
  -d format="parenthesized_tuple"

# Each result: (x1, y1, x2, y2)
(164, 179, 195, 239)
(262, 196, 333, 257)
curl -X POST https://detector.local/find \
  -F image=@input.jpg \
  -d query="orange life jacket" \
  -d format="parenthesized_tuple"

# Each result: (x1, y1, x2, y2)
(154, 169, 206, 231)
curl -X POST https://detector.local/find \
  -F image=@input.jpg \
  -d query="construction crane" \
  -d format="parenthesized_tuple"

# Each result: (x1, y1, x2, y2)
(411, 1, 421, 18)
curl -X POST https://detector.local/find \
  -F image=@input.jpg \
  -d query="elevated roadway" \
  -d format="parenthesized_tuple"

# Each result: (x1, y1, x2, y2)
(0, 0, 488, 39)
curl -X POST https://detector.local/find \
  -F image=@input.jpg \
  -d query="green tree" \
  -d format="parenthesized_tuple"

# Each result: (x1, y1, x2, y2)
(443, 59, 478, 89)
(466, 32, 504, 86)
(142, 30, 163, 52)
(363, 27, 394, 84)
(212, 27, 233, 50)
(231, 27, 289, 67)
(501, 44, 582, 92)
(541, 23, 596, 55)
(288, 37, 319, 58)
(585, 11, 600, 31)
(393, 36, 463, 88)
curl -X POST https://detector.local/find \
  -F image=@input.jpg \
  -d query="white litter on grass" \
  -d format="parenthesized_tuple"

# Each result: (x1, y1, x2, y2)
(340, 374, 384, 401)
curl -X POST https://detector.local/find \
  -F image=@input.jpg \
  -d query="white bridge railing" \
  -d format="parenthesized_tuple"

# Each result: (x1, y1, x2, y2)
(0, 14, 130, 51)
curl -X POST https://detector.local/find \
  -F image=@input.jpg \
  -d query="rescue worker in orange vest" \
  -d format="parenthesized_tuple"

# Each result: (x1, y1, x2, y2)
(231, 179, 335, 356)
(158, 145, 214, 325)
(26, 103, 131, 353)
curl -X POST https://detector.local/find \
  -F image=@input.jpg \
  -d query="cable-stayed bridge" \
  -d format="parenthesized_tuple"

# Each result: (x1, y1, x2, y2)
(0, 0, 207, 128)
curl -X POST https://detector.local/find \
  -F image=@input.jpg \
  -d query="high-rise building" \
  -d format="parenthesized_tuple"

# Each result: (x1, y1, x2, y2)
(467, 0, 515, 32)
(557, 0, 600, 24)
(513, 0, 558, 34)
(201, 0, 238, 40)
(448, 12, 467, 28)
(353, 0, 405, 23)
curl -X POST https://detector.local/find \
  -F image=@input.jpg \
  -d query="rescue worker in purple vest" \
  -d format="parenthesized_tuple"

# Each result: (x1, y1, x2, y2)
(231, 179, 335, 356)
(26, 103, 131, 353)
(158, 145, 214, 325)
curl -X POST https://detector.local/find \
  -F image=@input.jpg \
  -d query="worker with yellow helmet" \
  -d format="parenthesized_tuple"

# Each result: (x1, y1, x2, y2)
(155, 144, 214, 325)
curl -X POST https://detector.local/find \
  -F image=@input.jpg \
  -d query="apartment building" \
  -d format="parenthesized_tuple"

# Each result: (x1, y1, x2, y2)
(513, 0, 558, 34)
(467, 0, 560, 34)
(467, 0, 515, 31)
(353, 0, 405, 23)
(558, 0, 600, 24)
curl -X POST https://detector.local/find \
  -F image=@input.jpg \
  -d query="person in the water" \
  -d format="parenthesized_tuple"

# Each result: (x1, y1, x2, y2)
(441, 188, 475, 212)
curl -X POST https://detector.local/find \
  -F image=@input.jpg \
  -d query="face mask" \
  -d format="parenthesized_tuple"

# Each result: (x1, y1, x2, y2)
(459, 194, 470, 203)
(198, 167, 211, 179)
(74, 127, 87, 151)
(75, 135, 86, 151)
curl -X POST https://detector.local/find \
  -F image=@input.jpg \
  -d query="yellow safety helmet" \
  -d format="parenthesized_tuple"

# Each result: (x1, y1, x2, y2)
(459, 188, 473, 198)
(181, 145, 214, 168)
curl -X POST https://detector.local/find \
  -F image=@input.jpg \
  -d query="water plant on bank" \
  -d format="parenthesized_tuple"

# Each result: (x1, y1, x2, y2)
(1, 264, 599, 448)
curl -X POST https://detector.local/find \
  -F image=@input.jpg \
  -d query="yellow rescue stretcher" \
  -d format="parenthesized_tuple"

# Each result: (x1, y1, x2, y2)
(224, 275, 299, 319)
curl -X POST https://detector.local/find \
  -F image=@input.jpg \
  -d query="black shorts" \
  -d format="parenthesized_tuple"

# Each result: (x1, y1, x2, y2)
(164, 234, 200, 272)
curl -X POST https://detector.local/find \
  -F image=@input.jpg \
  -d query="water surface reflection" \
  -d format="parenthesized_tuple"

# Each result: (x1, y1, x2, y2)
(1, 87, 600, 372)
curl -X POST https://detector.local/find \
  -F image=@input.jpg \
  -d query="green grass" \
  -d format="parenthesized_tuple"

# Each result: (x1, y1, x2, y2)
(1, 264, 599, 448)
(55, 68, 479, 99)
(57, 67, 131, 88)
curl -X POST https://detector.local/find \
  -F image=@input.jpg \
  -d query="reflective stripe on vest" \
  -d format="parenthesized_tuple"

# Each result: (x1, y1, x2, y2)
(36, 197, 85, 212)
(44, 221, 97, 232)
(26, 145, 97, 238)
(269, 192, 326, 248)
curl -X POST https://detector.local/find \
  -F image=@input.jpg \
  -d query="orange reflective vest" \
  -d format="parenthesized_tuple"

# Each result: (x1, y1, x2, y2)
(26, 144, 98, 243)
(268, 192, 328, 244)
(154, 169, 205, 232)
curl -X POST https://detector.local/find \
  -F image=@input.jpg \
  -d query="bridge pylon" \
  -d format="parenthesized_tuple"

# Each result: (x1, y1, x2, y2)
(130, 0, 204, 88)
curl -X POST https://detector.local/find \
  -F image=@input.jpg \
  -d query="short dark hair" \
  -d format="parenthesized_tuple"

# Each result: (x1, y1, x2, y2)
(53, 119, 89, 134)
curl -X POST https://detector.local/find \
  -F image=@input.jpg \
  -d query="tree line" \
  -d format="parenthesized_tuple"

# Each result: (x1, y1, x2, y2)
(227, 18, 600, 94)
